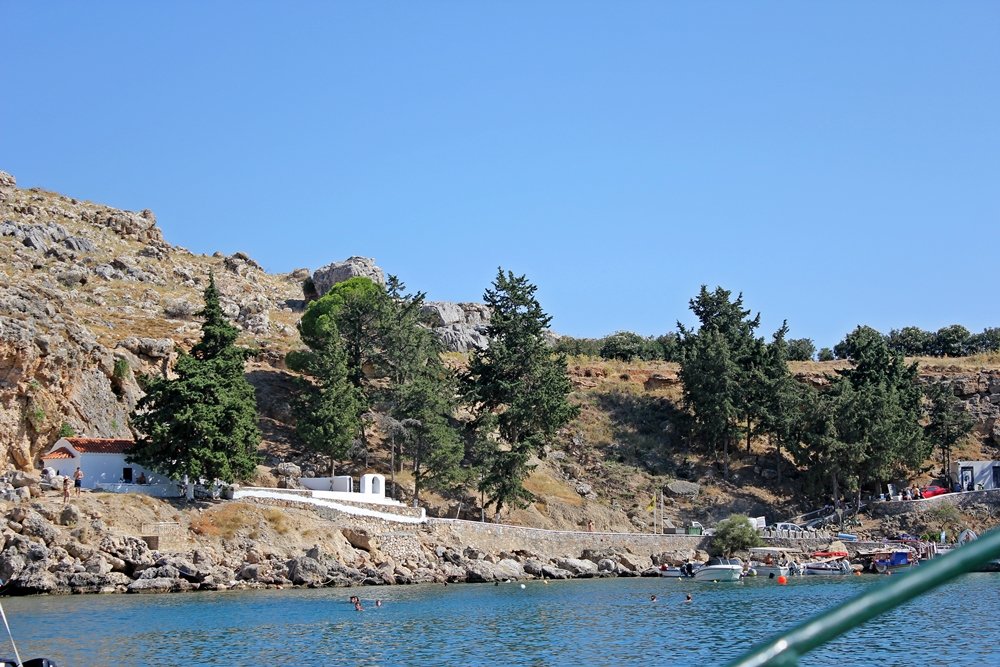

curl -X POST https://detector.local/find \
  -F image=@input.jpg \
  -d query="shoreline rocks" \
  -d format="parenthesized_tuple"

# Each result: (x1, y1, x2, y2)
(0, 499, 695, 597)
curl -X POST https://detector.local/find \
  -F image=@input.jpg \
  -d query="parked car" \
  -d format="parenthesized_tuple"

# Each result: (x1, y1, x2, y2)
(921, 485, 950, 499)
(772, 522, 805, 532)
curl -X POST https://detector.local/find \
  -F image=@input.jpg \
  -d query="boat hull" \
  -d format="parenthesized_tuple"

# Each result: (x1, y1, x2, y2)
(692, 565, 743, 582)
(753, 564, 790, 578)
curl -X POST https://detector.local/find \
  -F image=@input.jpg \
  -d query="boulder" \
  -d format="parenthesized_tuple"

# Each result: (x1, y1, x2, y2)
(666, 480, 701, 498)
(274, 462, 302, 479)
(20, 511, 59, 545)
(286, 556, 328, 586)
(540, 565, 573, 580)
(59, 504, 82, 526)
(464, 560, 501, 583)
(312, 257, 385, 296)
(8, 471, 38, 489)
(556, 557, 600, 576)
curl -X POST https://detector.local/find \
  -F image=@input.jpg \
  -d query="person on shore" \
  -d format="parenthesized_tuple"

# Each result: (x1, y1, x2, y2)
(73, 467, 84, 496)
(62, 477, 70, 505)
(137, 472, 147, 485)
(587, 519, 594, 532)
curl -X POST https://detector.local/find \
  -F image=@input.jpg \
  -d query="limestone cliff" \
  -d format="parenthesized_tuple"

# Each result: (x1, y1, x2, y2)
(0, 171, 306, 472)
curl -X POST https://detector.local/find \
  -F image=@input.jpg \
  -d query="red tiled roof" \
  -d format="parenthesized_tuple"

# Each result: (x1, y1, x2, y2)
(64, 438, 135, 454)
(42, 447, 75, 460)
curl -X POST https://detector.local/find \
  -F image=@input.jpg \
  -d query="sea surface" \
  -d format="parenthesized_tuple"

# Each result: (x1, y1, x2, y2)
(1, 573, 997, 666)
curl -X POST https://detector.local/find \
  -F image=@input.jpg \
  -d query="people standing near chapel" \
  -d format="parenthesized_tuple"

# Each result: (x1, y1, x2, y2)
(73, 467, 84, 496)
(62, 477, 70, 505)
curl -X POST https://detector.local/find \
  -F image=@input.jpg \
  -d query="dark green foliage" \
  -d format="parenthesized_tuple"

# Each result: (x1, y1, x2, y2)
(678, 327, 739, 477)
(968, 328, 1000, 355)
(817, 347, 835, 362)
(930, 325, 971, 358)
(710, 514, 762, 556)
(58, 422, 75, 438)
(294, 318, 362, 475)
(677, 286, 769, 475)
(296, 277, 388, 389)
(600, 331, 646, 361)
(466, 269, 578, 516)
(394, 369, 464, 502)
(786, 338, 816, 361)
(292, 275, 458, 482)
(653, 332, 681, 361)
(924, 382, 975, 482)
(790, 325, 929, 503)
(887, 326, 932, 357)
(130, 275, 261, 483)
(756, 323, 808, 483)
(555, 331, 680, 362)
(552, 336, 602, 357)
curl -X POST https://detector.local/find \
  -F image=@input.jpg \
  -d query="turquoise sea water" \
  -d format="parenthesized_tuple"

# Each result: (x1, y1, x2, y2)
(1, 573, 997, 666)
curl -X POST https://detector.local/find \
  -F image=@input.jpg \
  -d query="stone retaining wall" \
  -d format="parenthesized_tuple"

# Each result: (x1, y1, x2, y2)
(423, 519, 711, 559)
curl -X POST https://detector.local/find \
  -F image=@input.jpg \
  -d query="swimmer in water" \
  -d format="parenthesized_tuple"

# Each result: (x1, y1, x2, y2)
(685, 594, 692, 603)
(354, 601, 363, 611)
(650, 594, 657, 602)
(375, 599, 383, 607)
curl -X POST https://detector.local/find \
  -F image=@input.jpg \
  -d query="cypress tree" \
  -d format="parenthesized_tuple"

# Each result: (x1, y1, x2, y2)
(465, 269, 578, 517)
(130, 274, 261, 483)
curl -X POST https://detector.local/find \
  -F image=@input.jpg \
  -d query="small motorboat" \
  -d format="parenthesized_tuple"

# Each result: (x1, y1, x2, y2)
(803, 557, 853, 575)
(858, 547, 917, 573)
(692, 557, 743, 582)
(658, 562, 698, 578)
(747, 547, 795, 579)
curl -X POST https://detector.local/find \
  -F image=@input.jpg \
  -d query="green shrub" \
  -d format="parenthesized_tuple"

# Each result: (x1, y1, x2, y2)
(28, 406, 46, 430)
(113, 358, 131, 380)
(58, 422, 75, 438)
(710, 514, 762, 556)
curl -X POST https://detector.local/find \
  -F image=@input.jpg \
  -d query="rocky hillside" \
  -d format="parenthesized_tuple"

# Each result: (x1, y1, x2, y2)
(3, 170, 999, 535)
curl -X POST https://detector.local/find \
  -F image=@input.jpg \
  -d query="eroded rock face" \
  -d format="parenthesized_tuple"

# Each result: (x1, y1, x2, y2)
(312, 257, 386, 295)
(0, 171, 309, 471)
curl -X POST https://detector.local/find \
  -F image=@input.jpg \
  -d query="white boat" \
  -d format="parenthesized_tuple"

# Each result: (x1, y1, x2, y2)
(692, 557, 744, 582)
(748, 547, 794, 578)
(657, 562, 698, 578)
(803, 558, 853, 575)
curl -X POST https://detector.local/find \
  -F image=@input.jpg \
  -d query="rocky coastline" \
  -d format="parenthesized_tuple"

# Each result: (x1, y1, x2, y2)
(0, 476, 712, 597)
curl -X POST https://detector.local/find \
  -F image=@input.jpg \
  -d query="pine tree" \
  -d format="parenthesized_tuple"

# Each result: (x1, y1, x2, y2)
(394, 368, 464, 503)
(924, 382, 974, 483)
(466, 269, 578, 517)
(130, 274, 261, 483)
(294, 318, 362, 476)
(677, 286, 766, 476)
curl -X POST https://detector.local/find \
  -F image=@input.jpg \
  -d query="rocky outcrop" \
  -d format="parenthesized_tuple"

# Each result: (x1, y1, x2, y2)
(420, 301, 491, 352)
(0, 171, 309, 471)
(312, 257, 385, 295)
(922, 372, 1000, 447)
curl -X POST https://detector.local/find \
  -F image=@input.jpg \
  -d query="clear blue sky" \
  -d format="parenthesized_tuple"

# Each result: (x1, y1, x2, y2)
(4, 2, 998, 349)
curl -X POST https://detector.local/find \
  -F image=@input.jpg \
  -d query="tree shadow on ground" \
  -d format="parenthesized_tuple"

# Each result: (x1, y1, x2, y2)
(593, 390, 688, 473)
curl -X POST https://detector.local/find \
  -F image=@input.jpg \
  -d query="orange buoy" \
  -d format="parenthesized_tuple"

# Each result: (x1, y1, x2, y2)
(777, 575, 788, 585)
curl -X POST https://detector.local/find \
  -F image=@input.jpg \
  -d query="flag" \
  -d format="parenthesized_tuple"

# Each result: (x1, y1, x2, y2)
(646, 496, 655, 512)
